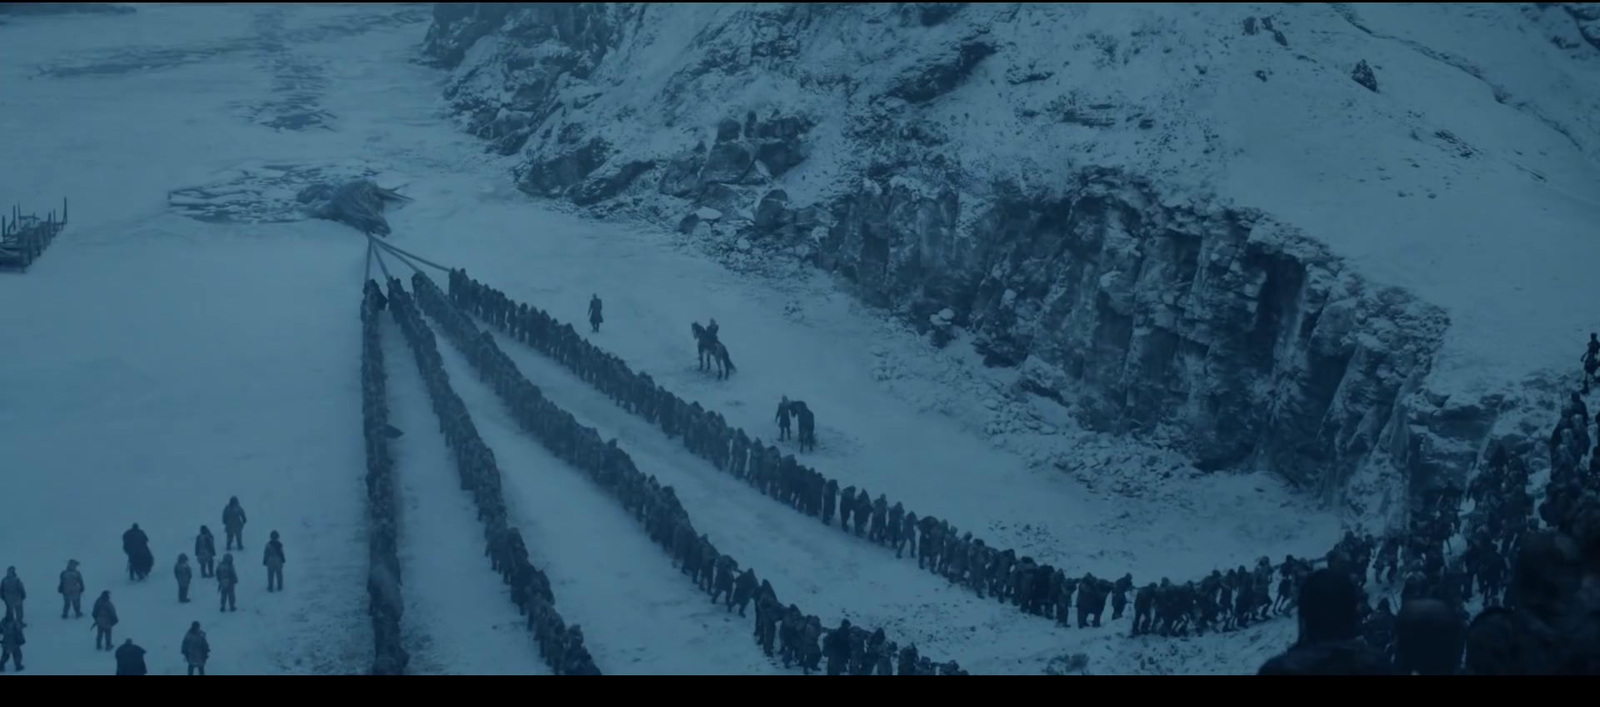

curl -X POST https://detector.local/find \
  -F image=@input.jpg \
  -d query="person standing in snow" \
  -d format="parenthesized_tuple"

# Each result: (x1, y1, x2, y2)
(175, 554, 193, 604)
(195, 526, 217, 578)
(588, 294, 603, 333)
(222, 497, 247, 551)
(92, 590, 118, 650)
(181, 621, 210, 675)
(799, 405, 816, 452)
(59, 559, 85, 619)
(114, 638, 146, 676)
(775, 396, 793, 441)
(216, 554, 238, 612)
(263, 531, 286, 592)
(0, 609, 23, 672)
(1, 566, 26, 627)
(122, 523, 152, 581)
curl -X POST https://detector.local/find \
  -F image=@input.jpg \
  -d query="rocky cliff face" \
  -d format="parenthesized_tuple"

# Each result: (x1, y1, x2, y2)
(421, 3, 1600, 517)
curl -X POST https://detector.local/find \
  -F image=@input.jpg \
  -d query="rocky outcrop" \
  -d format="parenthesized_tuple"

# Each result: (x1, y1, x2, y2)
(421, 3, 1589, 511)
(815, 167, 1449, 495)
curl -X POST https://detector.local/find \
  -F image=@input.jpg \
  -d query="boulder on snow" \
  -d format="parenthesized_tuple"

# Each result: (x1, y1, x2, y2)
(571, 159, 656, 206)
(1351, 60, 1379, 92)
(658, 146, 706, 197)
(517, 138, 611, 197)
(885, 38, 997, 104)
(297, 179, 412, 236)
(701, 141, 757, 184)
(753, 189, 790, 231)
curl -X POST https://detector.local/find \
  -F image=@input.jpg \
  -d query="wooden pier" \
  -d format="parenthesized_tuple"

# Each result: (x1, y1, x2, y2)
(0, 198, 68, 272)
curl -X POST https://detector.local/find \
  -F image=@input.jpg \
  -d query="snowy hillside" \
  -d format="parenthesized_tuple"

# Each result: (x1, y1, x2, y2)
(0, 3, 1366, 675)
(1, 2, 1593, 676)
(425, 3, 1600, 517)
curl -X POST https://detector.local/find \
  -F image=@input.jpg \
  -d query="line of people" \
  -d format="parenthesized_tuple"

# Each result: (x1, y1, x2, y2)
(444, 269, 1600, 674)
(419, 271, 964, 675)
(361, 280, 408, 676)
(445, 269, 1341, 642)
(383, 278, 598, 676)
(1260, 376, 1600, 674)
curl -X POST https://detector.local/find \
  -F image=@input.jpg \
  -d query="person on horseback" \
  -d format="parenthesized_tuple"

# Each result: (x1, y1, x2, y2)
(692, 319, 735, 379)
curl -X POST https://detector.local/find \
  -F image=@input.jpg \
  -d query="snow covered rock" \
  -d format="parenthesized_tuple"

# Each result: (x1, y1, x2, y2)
(297, 179, 411, 236)
(424, 3, 1600, 505)
(1350, 60, 1379, 93)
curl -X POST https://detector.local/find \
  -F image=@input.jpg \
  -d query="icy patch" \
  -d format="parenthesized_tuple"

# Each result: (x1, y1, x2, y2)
(165, 162, 394, 227)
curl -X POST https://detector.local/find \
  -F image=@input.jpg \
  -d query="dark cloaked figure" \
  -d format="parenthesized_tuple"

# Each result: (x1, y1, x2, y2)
(216, 555, 239, 612)
(58, 560, 85, 619)
(123, 524, 153, 582)
(195, 526, 217, 578)
(222, 497, 248, 551)
(588, 295, 603, 333)
(775, 397, 793, 441)
(114, 638, 147, 676)
(795, 403, 816, 453)
(1, 567, 26, 627)
(92, 591, 118, 650)
(1464, 531, 1583, 675)
(0, 609, 22, 672)
(1257, 569, 1392, 675)
(1394, 599, 1464, 675)
(182, 621, 210, 676)
(175, 554, 193, 604)
(264, 531, 286, 592)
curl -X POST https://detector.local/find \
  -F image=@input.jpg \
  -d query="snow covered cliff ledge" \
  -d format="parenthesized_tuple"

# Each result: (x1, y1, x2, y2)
(422, 2, 1600, 516)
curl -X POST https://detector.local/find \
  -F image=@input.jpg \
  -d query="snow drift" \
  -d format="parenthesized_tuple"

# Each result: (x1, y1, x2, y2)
(421, 3, 1600, 518)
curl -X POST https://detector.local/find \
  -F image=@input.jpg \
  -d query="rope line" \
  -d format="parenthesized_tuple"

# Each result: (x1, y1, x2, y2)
(371, 241, 395, 282)
(369, 236, 453, 274)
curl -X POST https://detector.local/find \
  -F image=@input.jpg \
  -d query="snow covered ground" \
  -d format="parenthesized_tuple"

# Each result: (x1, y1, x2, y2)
(0, 4, 1350, 674)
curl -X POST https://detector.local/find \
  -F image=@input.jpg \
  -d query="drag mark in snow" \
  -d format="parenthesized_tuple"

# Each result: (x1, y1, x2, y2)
(384, 279, 591, 675)
(360, 282, 409, 675)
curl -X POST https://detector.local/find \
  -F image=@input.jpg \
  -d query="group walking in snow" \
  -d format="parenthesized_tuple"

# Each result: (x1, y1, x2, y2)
(0, 497, 289, 673)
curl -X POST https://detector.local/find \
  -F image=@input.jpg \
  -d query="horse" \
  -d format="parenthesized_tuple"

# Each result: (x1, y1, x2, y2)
(791, 400, 816, 452)
(691, 322, 736, 380)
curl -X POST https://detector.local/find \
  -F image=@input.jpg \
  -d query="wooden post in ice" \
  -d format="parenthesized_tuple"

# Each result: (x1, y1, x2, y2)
(62, 196, 68, 225)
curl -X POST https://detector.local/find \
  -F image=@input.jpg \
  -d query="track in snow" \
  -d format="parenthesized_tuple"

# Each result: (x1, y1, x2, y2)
(456, 305, 1071, 673)
(417, 294, 784, 675)
(380, 314, 550, 675)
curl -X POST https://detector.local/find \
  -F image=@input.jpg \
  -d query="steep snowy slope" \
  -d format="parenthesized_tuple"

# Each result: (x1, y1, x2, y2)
(425, 3, 1600, 517)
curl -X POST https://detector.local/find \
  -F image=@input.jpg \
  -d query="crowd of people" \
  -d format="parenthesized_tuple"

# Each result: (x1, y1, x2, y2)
(443, 267, 1600, 674)
(383, 278, 598, 675)
(361, 280, 408, 675)
(1259, 354, 1600, 674)
(0, 495, 282, 674)
(445, 269, 1348, 642)
(411, 270, 965, 675)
